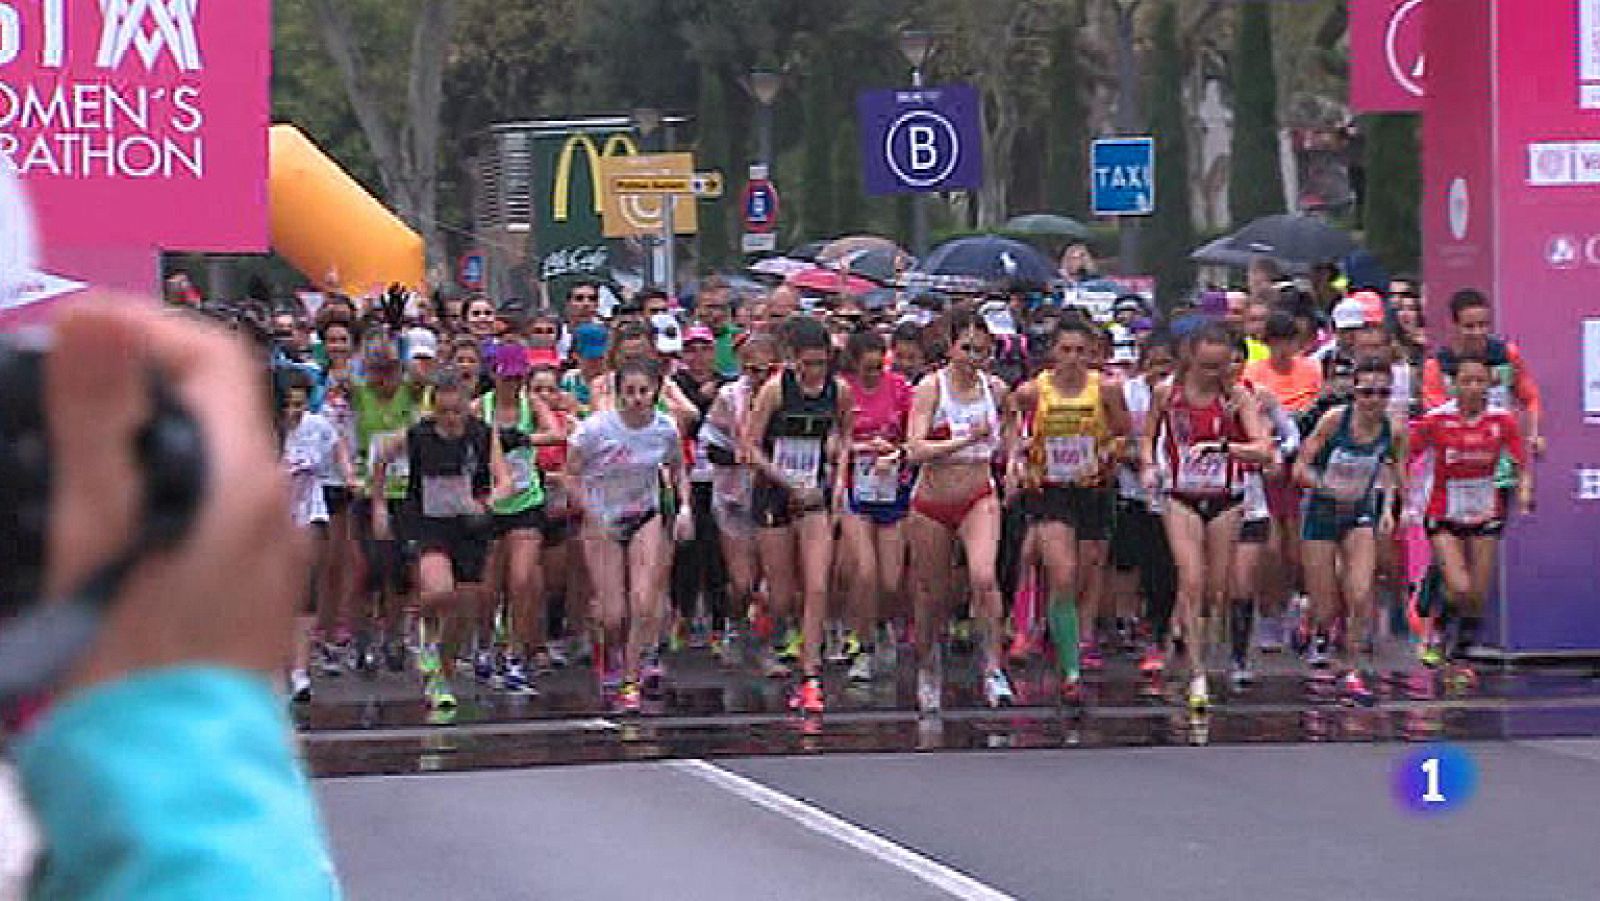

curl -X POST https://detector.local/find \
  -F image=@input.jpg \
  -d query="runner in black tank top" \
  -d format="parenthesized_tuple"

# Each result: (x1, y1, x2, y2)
(743, 318, 854, 716)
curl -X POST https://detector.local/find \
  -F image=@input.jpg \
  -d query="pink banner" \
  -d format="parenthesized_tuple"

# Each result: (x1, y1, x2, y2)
(1424, 0, 1600, 653)
(1351, 0, 1427, 113)
(0, 0, 270, 254)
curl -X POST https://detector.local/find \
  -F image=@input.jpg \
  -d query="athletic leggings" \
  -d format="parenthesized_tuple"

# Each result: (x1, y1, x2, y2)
(670, 481, 732, 624)
(1124, 503, 1177, 643)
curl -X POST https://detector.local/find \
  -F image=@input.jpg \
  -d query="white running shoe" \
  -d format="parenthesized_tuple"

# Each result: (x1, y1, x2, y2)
(847, 653, 874, 683)
(1187, 674, 1210, 711)
(916, 668, 942, 715)
(289, 669, 312, 704)
(983, 669, 1014, 708)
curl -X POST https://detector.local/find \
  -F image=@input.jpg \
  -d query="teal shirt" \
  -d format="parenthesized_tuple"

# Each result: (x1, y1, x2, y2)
(16, 668, 341, 900)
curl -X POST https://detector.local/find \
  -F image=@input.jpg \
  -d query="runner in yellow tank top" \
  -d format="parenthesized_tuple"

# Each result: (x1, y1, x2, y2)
(1007, 317, 1129, 705)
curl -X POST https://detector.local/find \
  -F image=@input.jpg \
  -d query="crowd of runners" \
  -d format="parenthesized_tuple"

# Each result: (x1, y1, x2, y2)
(249, 249, 1542, 717)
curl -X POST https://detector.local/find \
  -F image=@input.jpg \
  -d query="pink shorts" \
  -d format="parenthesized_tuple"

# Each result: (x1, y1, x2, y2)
(1264, 473, 1303, 521)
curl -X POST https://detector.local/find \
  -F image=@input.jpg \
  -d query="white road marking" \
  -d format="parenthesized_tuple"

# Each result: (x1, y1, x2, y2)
(671, 759, 1016, 901)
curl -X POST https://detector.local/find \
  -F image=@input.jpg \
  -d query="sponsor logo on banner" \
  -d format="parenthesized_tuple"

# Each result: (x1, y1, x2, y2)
(0, 0, 268, 252)
(551, 133, 638, 223)
(1448, 177, 1470, 241)
(1527, 142, 1600, 185)
(1547, 234, 1581, 269)
(1351, 0, 1426, 112)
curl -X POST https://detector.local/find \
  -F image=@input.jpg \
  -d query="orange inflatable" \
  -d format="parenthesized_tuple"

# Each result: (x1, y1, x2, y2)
(269, 124, 424, 294)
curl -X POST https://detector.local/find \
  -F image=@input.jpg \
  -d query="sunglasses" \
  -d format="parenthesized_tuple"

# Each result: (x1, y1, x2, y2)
(958, 342, 992, 357)
(1354, 384, 1390, 398)
(570, 293, 598, 302)
(529, 327, 558, 336)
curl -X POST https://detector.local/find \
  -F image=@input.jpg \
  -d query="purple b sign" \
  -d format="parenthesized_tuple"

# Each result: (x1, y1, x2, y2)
(858, 84, 983, 196)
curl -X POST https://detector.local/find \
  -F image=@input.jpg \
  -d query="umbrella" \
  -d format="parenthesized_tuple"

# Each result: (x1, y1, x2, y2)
(748, 256, 812, 279)
(788, 240, 828, 262)
(1003, 213, 1091, 241)
(916, 235, 1058, 287)
(816, 235, 915, 284)
(1190, 213, 1358, 275)
(786, 266, 879, 296)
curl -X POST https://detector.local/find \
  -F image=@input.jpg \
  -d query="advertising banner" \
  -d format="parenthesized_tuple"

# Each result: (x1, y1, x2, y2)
(0, 0, 270, 253)
(1424, 0, 1600, 653)
(1350, 0, 1427, 113)
(857, 84, 983, 196)
(532, 128, 637, 285)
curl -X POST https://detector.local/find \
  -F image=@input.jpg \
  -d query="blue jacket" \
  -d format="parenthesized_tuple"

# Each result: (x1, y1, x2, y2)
(15, 668, 341, 900)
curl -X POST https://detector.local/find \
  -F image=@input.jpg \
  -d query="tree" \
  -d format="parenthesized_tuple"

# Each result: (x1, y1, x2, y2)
(799, 53, 837, 239)
(833, 114, 866, 235)
(1228, 1, 1286, 224)
(308, 0, 460, 271)
(1146, 0, 1195, 304)
(1041, 4, 1089, 218)
(1361, 114, 1421, 272)
(696, 64, 735, 269)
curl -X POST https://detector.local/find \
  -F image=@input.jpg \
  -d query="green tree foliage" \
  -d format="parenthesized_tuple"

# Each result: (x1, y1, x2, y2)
(1228, 2, 1286, 224)
(1146, 0, 1194, 304)
(1361, 114, 1421, 272)
(1041, 4, 1089, 219)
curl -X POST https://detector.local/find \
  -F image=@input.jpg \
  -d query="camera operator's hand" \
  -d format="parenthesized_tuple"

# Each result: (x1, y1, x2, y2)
(43, 301, 306, 695)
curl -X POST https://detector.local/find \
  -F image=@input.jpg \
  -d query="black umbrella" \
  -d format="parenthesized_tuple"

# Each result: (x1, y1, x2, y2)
(917, 235, 1058, 287)
(1190, 214, 1358, 275)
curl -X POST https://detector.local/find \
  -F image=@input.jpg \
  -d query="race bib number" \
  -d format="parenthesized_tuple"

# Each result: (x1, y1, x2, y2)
(1446, 477, 1496, 523)
(773, 437, 823, 493)
(422, 474, 477, 519)
(1321, 449, 1379, 504)
(1175, 449, 1228, 495)
(1044, 436, 1096, 484)
(852, 455, 901, 505)
(506, 447, 536, 494)
(588, 468, 659, 527)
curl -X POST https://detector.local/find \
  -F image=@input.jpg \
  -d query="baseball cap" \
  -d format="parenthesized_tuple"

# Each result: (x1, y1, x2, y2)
(684, 325, 715, 346)
(1350, 289, 1386, 326)
(1113, 296, 1146, 315)
(651, 312, 683, 354)
(573, 322, 610, 360)
(493, 344, 532, 379)
(1331, 297, 1367, 331)
(978, 300, 1017, 336)
(404, 327, 438, 360)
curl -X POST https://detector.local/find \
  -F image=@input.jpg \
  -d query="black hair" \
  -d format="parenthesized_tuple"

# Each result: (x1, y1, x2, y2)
(1449, 289, 1490, 322)
(318, 318, 359, 345)
(1452, 351, 1492, 374)
(431, 366, 468, 398)
(892, 322, 924, 346)
(1264, 310, 1299, 341)
(1053, 315, 1099, 344)
(639, 288, 670, 306)
(844, 330, 886, 367)
(278, 367, 315, 396)
(1140, 329, 1178, 361)
(945, 308, 989, 343)
(1189, 322, 1236, 352)
(566, 280, 599, 299)
(1354, 356, 1392, 379)
(784, 315, 832, 353)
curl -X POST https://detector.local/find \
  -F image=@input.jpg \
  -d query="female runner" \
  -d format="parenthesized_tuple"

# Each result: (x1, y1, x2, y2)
(744, 318, 854, 714)
(1140, 324, 1274, 711)
(905, 309, 1014, 713)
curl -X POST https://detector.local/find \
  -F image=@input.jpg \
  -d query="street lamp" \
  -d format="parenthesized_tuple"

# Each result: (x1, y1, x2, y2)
(899, 29, 938, 256)
(632, 107, 669, 290)
(743, 69, 782, 170)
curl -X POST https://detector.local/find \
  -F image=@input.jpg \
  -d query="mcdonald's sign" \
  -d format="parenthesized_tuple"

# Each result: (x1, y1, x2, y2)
(533, 129, 639, 283)
(551, 133, 640, 223)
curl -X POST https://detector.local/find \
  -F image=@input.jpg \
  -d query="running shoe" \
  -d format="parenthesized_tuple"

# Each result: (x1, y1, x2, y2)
(383, 639, 407, 673)
(424, 675, 457, 710)
(1079, 641, 1104, 672)
(847, 652, 874, 683)
(641, 655, 666, 697)
(779, 629, 803, 662)
(762, 648, 792, 679)
(1186, 674, 1211, 712)
(417, 644, 441, 677)
(531, 649, 555, 675)
(473, 650, 497, 683)
(616, 681, 642, 714)
(1444, 662, 1478, 695)
(790, 677, 825, 715)
(1139, 645, 1167, 674)
(916, 668, 942, 715)
(1229, 660, 1255, 692)
(316, 642, 346, 677)
(545, 641, 569, 668)
(1304, 636, 1332, 670)
(1008, 627, 1034, 664)
(498, 657, 537, 695)
(1339, 670, 1376, 707)
(842, 630, 863, 660)
(1255, 615, 1285, 653)
(983, 669, 1015, 708)
(1418, 641, 1446, 669)
(289, 669, 312, 704)
(1059, 677, 1085, 708)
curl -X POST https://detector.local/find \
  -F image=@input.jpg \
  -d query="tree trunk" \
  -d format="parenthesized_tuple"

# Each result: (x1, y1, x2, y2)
(308, 0, 457, 279)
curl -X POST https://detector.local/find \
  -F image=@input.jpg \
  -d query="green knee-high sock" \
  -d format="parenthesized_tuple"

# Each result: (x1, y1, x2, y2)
(1049, 595, 1081, 681)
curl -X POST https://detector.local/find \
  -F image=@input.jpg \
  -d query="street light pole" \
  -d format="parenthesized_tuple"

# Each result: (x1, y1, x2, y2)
(633, 108, 665, 290)
(900, 30, 937, 259)
(745, 69, 782, 172)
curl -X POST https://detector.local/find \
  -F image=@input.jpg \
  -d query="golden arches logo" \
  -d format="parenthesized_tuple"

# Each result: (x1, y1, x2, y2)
(552, 133, 639, 223)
